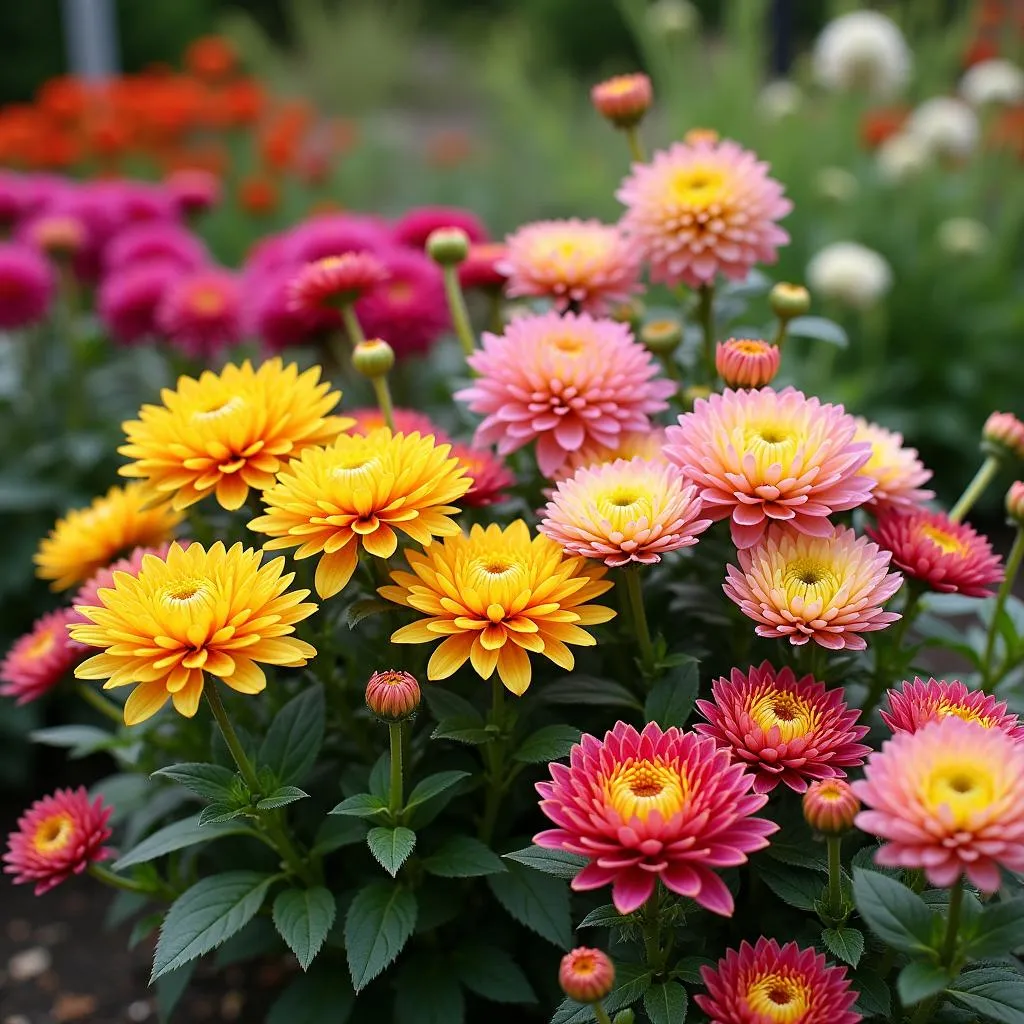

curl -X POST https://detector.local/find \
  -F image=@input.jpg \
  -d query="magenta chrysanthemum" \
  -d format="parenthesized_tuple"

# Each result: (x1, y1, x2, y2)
(282, 213, 392, 264)
(392, 206, 488, 250)
(450, 443, 515, 507)
(459, 242, 509, 291)
(165, 169, 221, 218)
(457, 312, 674, 478)
(98, 260, 186, 344)
(0, 610, 81, 705)
(881, 677, 1024, 739)
(854, 717, 1024, 892)
(3, 787, 113, 895)
(695, 661, 870, 794)
(0, 242, 55, 329)
(853, 417, 934, 512)
(534, 721, 777, 915)
(157, 269, 241, 358)
(288, 252, 389, 314)
(617, 137, 792, 288)
(245, 265, 335, 351)
(666, 387, 874, 549)
(103, 221, 207, 275)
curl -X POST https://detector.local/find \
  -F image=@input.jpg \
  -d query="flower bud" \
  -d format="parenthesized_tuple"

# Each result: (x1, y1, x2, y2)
(802, 779, 861, 836)
(1007, 482, 1024, 527)
(590, 74, 653, 129)
(426, 227, 470, 266)
(982, 411, 1024, 464)
(715, 338, 781, 389)
(559, 947, 615, 1004)
(365, 669, 421, 722)
(352, 338, 395, 379)
(611, 297, 646, 326)
(684, 127, 719, 146)
(769, 282, 811, 320)
(29, 215, 86, 260)
(640, 317, 682, 356)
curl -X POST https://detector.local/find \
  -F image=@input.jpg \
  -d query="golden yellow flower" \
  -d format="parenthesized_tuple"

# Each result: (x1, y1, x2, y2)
(118, 358, 351, 512)
(70, 541, 317, 725)
(250, 428, 471, 599)
(34, 484, 183, 591)
(379, 520, 616, 695)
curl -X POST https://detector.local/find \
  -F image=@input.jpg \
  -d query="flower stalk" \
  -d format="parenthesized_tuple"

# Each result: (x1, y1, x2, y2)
(76, 683, 124, 724)
(388, 722, 405, 819)
(622, 567, 656, 679)
(442, 265, 476, 358)
(341, 303, 367, 349)
(697, 283, 716, 383)
(826, 836, 844, 920)
(982, 527, 1024, 687)
(625, 125, 645, 163)
(479, 679, 508, 844)
(949, 455, 999, 523)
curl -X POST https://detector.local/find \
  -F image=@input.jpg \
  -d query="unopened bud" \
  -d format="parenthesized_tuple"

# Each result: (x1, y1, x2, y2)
(426, 227, 470, 266)
(640, 318, 682, 356)
(716, 338, 781, 389)
(802, 779, 861, 836)
(611, 298, 646, 326)
(352, 338, 395, 379)
(590, 74, 653, 130)
(982, 411, 1024, 464)
(365, 669, 421, 722)
(769, 282, 811, 320)
(559, 947, 615, 1004)
(1007, 482, 1024, 527)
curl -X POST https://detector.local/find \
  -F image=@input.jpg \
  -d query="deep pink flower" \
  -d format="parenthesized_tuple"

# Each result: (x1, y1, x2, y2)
(0, 610, 82, 705)
(282, 213, 392, 264)
(459, 242, 510, 291)
(288, 252, 389, 314)
(881, 677, 1024, 739)
(157, 268, 242, 358)
(164, 169, 222, 218)
(0, 243, 54, 328)
(98, 260, 186, 344)
(392, 206, 489, 250)
(103, 222, 207, 275)
(347, 406, 447, 440)
(450, 442, 515, 507)
(245, 265, 335, 351)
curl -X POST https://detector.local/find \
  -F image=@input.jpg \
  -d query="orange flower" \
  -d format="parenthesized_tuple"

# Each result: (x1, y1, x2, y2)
(184, 35, 237, 80)
(240, 175, 279, 216)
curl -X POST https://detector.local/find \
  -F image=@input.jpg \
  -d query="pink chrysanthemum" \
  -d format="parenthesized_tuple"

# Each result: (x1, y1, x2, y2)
(695, 661, 870, 794)
(559, 948, 615, 1004)
(1008, 481, 1024, 526)
(554, 429, 669, 483)
(24, 214, 87, 260)
(0, 610, 81, 705)
(459, 242, 509, 291)
(534, 721, 777, 915)
(696, 937, 861, 1024)
(282, 213, 392, 264)
(591, 74, 653, 128)
(457, 312, 675, 478)
(103, 222, 207, 275)
(853, 417, 934, 512)
(450, 442, 515, 507)
(881, 677, 1024, 739)
(724, 524, 903, 650)
(983, 411, 1024, 462)
(68, 544, 175, 625)
(0, 242, 55, 329)
(715, 339, 781, 389)
(392, 206, 489, 250)
(617, 137, 792, 288)
(98, 260, 186, 344)
(3, 787, 113, 895)
(164, 169, 221, 218)
(245, 266, 335, 352)
(854, 717, 1024, 892)
(540, 456, 711, 567)
(347, 407, 447, 441)
(666, 387, 874, 549)
(288, 252, 389, 314)
(499, 218, 642, 315)
(867, 508, 1003, 597)
(157, 269, 241, 358)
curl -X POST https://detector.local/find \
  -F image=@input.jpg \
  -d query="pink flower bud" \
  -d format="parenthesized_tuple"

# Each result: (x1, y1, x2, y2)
(1007, 482, 1024, 527)
(802, 779, 861, 835)
(28, 215, 86, 260)
(365, 670, 421, 722)
(559, 947, 615, 1004)
(590, 74, 653, 129)
(715, 338, 781, 389)
(983, 412, 1024, 463)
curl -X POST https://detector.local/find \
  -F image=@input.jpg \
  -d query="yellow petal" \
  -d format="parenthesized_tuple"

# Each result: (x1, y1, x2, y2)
(496, 644, 532, 696)
(123, 680, 170, 725)
(315, 545, 359, 599)
(427, 633, 475, 680)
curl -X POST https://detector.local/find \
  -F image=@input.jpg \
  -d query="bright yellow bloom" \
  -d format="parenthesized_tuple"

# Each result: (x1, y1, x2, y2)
(250, 429, 471, 600)
(70, 542, 317, 725)
(118, 358, 351, 512)
(379, 520, 616, 695)
(34, 484, 183, 591)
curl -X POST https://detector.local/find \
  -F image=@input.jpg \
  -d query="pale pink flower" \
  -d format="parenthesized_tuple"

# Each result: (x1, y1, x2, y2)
(853, 417, 934, 512)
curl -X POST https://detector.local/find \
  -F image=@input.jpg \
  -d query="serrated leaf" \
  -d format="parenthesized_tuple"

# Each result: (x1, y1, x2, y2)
(345, 597, 393, 629)
(488, 861, 571, 948)
(197, 803, 246, 826)
(422, 835, 506, 877)
(672, 956, 715, 984)
(256, 786, 309, 810)
(368, 752, 390, 800)
(963, 897, 1024, 959)
(114, 814, 253, 870)
(513, 724, 581, 763)
(344, 881, 417, 991)
(329, 793, 389, 819)
(311, 816, 368, 855)
(405, 770, 470, 812)
(898, 961, 953, 1006)
(151, 871, 274, 980)
(455, 944, 536, 1004)
(852, 869, 939, 955)
(541, 675, 643, 710)
(949, 966, 1024, 1024)
(431, 718, 492, 744)
(504, 846, 587, 880)
(644, 981, 688, 1024)
(272, 887, 336, 971)
(551, 964, 653, 1023)
(821, 926, 864, 968)
(578, 904, 627, 929)
(786, 315, 848, 347)
(766, 839, 828, 873)
(258, 684, 325, 786)
(367, 826, 416, 876)
(267, 961, 354, 1024)
(757, 858, 825, 911)
(152, 762, 238, 802)
(644, 661, 699, 729)
(852, 967, 891, 1019)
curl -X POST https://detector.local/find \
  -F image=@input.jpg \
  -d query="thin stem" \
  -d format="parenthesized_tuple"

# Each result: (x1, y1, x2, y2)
(371, 375, 396, 431)
(641, 892, 662, 972)
(77, 684, 124, 724)
(771, 317, 789, 352)
(487, 291, 504, 335)
(593, 1005, 614, 1024)
(622, 568, 656, 678)
(941, 877, 964, 969)
(982, 528, 1024, 687)
(827, 836, 843, 920)
(388, 722, 405, 819)
(949, 455, 999, 523)
(341, 303, 367, 349)
(478, 679, 507, 845)
(326, 329, 351, 375)
(624, 125, 645, 163)
(88, 863, 155, 894)
(443, 265, 476, 358)
(697, 283, 716, 384)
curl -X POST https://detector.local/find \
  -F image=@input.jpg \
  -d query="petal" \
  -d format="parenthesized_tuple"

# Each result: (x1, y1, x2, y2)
(496, 643, 532, 696)
(123, 680, 170, 725)
(428, 633, 476, 680)
(315, 545, 359, 599)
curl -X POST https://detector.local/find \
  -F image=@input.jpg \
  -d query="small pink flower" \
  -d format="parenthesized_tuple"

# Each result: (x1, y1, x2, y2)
(458, 243, 509, 291)
(288, 252, 388, 314)
(715, 339, 781, 389)
(0, 610, 82, 705)
(0, 243, 55, 328)
(803, 780, 861, 836)
(164, 169, 222, 218)
(559, 948, 615, 1004)
(853, 417, 934, 513)
(157, 269, 241, 358)
(98, 260, 185, 344)
(103, 222, 207, 275)
(392, 206, 489, 250)
(245, 265, 335, 352)
(983, 411, 1024, 462)
(590, 74, 653, 128)
(881, 677, 1024, 739)
(282, 213, 392, 264)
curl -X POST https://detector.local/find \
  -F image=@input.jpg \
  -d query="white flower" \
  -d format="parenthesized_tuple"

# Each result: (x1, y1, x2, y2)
(876, 133, 931, 183)
(960, 59, 1024, 107)
(807, 242, 892, 311)
(758, 80, 802, 121)
(813, 11, 911, 98)
(906, 97, 980, 159)
(816, 167, 859, 203)
(937, 217, 991, 257)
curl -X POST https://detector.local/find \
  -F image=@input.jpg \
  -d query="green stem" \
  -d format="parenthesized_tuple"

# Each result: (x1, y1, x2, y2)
(478, 679, 506, 844)
(641, 892, 662, 972)
(77, 683, 124, 724)
(371, 375, 396, 432)
(388, 722, 405, 819)
(697, 283, 716, 384)
(771, 317, 789, 352)
(593, 1005, 614, 1024)
(622, 568, 656, 679)
(827, 836, 843, 920)
(341, 303, 367, 348)
(488, 291, 504, 334)
(625, 125, 645, 163)
(941, 877, 964, 969)
(89, 863, 156, 894)
(982, 528, 1024, 687)
(949, 455, 999, 523)
(443, 265, 476, 358)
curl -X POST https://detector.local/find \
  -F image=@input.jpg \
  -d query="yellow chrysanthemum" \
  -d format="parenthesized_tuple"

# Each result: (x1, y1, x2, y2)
(34, 484, 183, 591)
(70, 542, 317, 725)
(250, 429, 471, 600)
(118, 358, 351, 512)
(379, 520, 616, 695)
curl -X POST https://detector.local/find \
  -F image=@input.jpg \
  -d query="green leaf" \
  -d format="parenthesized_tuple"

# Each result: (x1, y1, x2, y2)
(513, 724, 581, 763)
(367, 826, 417, 877)
(578, 904, 626, 929)
(393, 955, 465, 1024)
(155, 961, 197, 1023)
(151, 871, 274, 980)
(421, 686, 482, 723)
(852, 968, 891, 1019)
(672, 956, 715, 985)
(152, 762, 238, 802)
(258, 684, 325, 786)
(368, 752, 390, 800)
(644, 660, 699, 729)
(344, 881, 418, 991)
(114, 814, 253, 870)
(898, 961, 953, 1007)
(30, 724, 112, 757)
(821, 927, 864, 968)
(329, 793, 389, 819)
(541, 675, 643, 710)
(405, 770, 470, 812)
(757, 859, 825, 912)
(766, 839, 828, 873)
(272, 887, 336, 971)
(422, 835, 506, 878)
(431, 718, 492, 744)
(504, 846, 587, 880)
(552, 964, 653, 1023)
(197, 803, 246, 826)
(786, 315, 848, 347)
(949, 966, 1024, 1024)
(454, 944, 536, 1004)
(312, 816, 367, 855)
(344, 597, 394, 629)
(644, 981, 688, 1024)
(852, 869, 939, 955)
(963, 897, 1024, 959)
(256, 786, 309, 810)
(267, 961, 354, 1024)
(213, 918, 279, 968)
(487, 860, 572, 948)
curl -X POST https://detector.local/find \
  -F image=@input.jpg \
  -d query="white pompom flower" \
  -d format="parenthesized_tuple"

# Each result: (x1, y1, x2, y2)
(906, 97, 980, 160)
(813, 11, 911, 98)
(960, 59, 1024, 107)
(806, 242, 892, 312)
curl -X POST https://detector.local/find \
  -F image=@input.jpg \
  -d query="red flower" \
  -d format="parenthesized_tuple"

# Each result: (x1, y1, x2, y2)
(450, 443, 514, 507)
(0, 610, 82, 705)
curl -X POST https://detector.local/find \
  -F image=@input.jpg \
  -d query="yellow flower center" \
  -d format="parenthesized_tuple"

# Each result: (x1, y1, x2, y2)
(25, 628, 57, 659)
(607, 759, 687, 823)
(330, 453, 382, 480)
(749, 690, 816, 743)
(187, 286, 226, 317)
(603, 78, 637, 98)
(550, 333, 587, 356)
(925, 762, 995, 826)
(387, 281, 414, 303)
(33, 813, 74, 854)
(919, 524, 966, 556)
(733, 340, 770, 357)
(782, 556, 840, 604)
(935, 700, 995, 728)
(193, 396, 244, 421)
(161, 576, 211, 606)
(746, 973, 811, 1023)
(670, 166, 726, 207)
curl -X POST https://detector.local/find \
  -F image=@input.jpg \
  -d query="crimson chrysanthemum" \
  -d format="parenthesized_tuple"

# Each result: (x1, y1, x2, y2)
(534, 721, 777, 915)
(0, 610, 82, 705)
(854, 717, 1024, 891)
(881, 677, 1024, 739)
(288, 252, 389, 314)
(696, 937, 861, 1024)
(853, 417, 934, 512)
(459, 242, 509, 291)
(724, 525, 903, 650)
(157, 269, 242, 359)
(667, 387, 874, 549)
(456, 312, 674, 478)
(867, 508, 1003, 597)
(695, 662, 870, 794)
(3, 788, 113, 895)
(450, 443, 515, 507)
(0, 241, 55, 328)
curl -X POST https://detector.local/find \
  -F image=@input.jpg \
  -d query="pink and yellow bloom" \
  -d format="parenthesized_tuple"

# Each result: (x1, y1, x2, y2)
(853, 417, 934, 512)
(288, 252, 388, 314)
(559, 948, 615, 1004)
(715, 339, 781, 389)
(0, 610, 82, 705)
(590, 73, 653, 128)
(881, 677, 1024, 739)
(803, 780, 861, 836)
(982, 411, 1024, 463)
(157, 269, 242, 359)
(554, 428, 668, 482)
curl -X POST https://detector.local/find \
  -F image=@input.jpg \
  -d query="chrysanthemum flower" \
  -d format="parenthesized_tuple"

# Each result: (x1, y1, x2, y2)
(103, 222, 207, 275)
(380, 520, 615, 694)
(695, 661, 870, 794)
(803, 779, 861, 836)
(26, 214, 86, 260)
(456, 312, 674, 478)
(0, 610, 82, 705)
(867, 509, 1003, 597)
(540, 456, 711, 567)
(881, 677, 1024, 739)
(3, 788, 113, 895)
(590, 73, 653, 128)
(70, 542, 317, 724)
(499, 219, 642, 315)
(559, 948, 615, 1004)
(165, 169, 221, 218)
(98, 260, 186, 345)
(118, 358, 350, 512)
(854, 717, 1024, 891)
(724, 525, 902, 650)
(853, 417, 934, 512)
(715, 339, 781, 389)
(156, 269, 241, 358)
(450, 443, 515, 507)
(250, 428, 471, 599)
(365, 669, 421, 722)
(696, 937, 861, 1024)
(282, 213, 391, 264)
(534, 721, 776, 915)
(347, 406, 446, 440)
(617, 137, 792, 288)
(34, 484, 183, 592)
(288, 252, 388, 314)
(983, 411, 1024, 463)
(0, 242, 55, 328)
(555, 428, 668, 482)
(68, 543, 174, 623)
(458, 242, 509, 291)
(392, 206, 489, 250)
(666, 387, 874, 549)
(245, 265, 335, 351)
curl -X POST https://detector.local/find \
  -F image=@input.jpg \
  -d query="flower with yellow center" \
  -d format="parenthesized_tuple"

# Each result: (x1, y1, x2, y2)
(379, 520, 615, 694)
(34, 484, 183, 591)
(881, 677, 1024, 739)
(69, 541, 317, 725)
(118, 358, 351, 512)
(250, 429, 471, 600)
(852, 416, 934, 512)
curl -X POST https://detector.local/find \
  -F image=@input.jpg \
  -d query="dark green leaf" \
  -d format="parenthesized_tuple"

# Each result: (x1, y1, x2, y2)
(88, 774, 149, 819)
(311, 816, 367, 855)
(367, 826, 416, 877)
(644, 981, 688, 1024)
(155, 961, 196, 1023)
(213, 918, 279, 968)
(552, 964, 653, 1023)
(513, 724, 581, 763)
(368, 752, 390, 800)
(821, 927, 864, 968)
(329, 793, 389, 819)
(672, 956, 715, 985)
(258, 684, 325, 786)
(852, 968, 892, 1019)
(431, 718, 492, 744)
(963, 898, 1024, 959)
(272, 887, 336, 971)
(344, 882, 417, 991)
(852, 869, 939, 955)
(197, 803, 246, 826)
(422, 835, 506, 878)
(152, 762, 238, 802)
(578, 904, 627, 929)
(949, 966, 1024, 1024)
(345, 597, 394, 629)
(541, 675, 643, 710)
(421, 686, 482, 723)
(31, 724, 111, 757)
(898, 962, 953, 1006)
(267, 961, 354, 1024)
(757, 859, 825, 911)
(488, 860, 572, 947)
(767, 839, 828, 873)
(504, 846, 587, 880)
(394, 955, 465, 1024)
(786, 315, 848, 347)
(644, 661, 699, 729)
(114, 814, 253, 870)
(455, 944, 536, 1004)
(405, 770, 470, 812)
(128, 913, 162, 950)
(256, 786, 309, 810)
